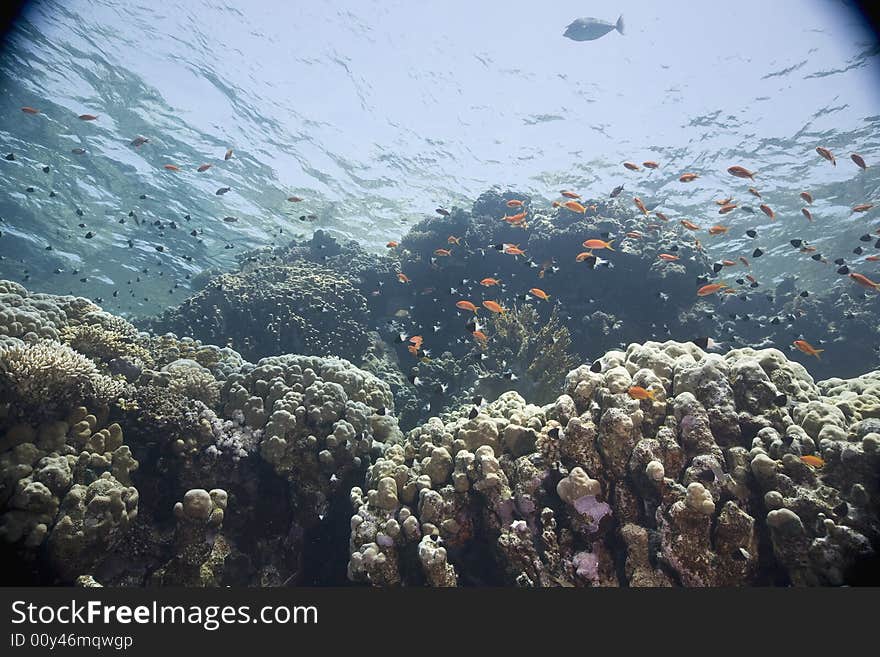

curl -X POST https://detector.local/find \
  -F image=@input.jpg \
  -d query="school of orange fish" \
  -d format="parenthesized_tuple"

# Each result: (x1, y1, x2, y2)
(384, 151, 878, 372)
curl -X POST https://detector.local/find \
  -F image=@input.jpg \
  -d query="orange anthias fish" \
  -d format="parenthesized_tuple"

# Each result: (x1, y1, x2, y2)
(626, 231, 643, 239)
(715, 197, 733, 206)
(852, 203, 874, 213)
(575, 251, 595, 262)
(529, 288, 550, 300)
(563, 200, 586, 214)
(800, 455, 825, 468)
(633, 197, 649, 215)
(397, 273, 411, 283)
(504, 209, 528, 224)
(850, 273, 880, 291)
(680, 220, 700, 231)
(794, 339, 824, 359)
(679, 173, 699, 182)
(163, 164, 180, 171)
(225, 148, 234, 160)
(721, 259, 736, 267)
(472, 330, 488, 343)
(802, 208, 813, 222)
(504, 244, 526, 256)
(655, 211, 669, 222)
(740, 257, 751, 267)
(448, 235, 461, 245)
(866, 256, 880, 262)
(434, 248, 452, 256)
(506, 199, 524, 208)
(386, 241, 399, 248)
(727, 165, 755, 180)
(479, 278, 501, 288)
(623, 161, 641, 171)
(78, 114, 98, 121)
(197, 164, 213, 172)
(482, 300, 505, 314)
(643, 161, 659, 169)
(560, 190, 581, 199)
(718, 203, 737, 215)
(851, 153, 867, 170)
(749, 187, 762, 199)
(627, 385, 656, 401)
(456, 300, 479, 314)
(746, 274, 758, 284)
(658, 253, 680, 261)
(21, 106, 40, 114)
(582, 239, 615, 251)
(759, 204, 775, 219)
(708, 225, 730, 235)
(697, 282, 727, 296)
(816, 146, 835, 165)
(800, 191, 813, 204)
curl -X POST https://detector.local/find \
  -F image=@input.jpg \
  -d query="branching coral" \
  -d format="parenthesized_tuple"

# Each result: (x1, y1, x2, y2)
(0, 340, 125, 419)
(478, 304, 577, 404)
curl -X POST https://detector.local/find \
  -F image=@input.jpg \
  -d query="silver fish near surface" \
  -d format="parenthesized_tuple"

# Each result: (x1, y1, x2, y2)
(563, 15, 624, 41)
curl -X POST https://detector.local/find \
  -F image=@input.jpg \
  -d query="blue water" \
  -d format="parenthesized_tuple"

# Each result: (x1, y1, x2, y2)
(1, 0, 879, 316)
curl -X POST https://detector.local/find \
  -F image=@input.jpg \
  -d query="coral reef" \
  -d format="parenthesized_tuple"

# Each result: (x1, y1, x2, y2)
(149, 261, 371, 363)
(345, 340, 879, 587)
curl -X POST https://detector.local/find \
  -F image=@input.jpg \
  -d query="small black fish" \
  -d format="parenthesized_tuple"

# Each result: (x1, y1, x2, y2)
(49, 191, 56, 197)
(854, 246, 864, 255)
(696, 275, 709, 285)
(4, 153, 15, 160)
(771, 317, 781, 325)
(800, 291, 809, 298)
(223, 216, 238, 223)
(790, 239, 803, 248)
(376, 406, 386, 416)
(547, 427, 560, 439)
(45, 246, 52, 251)
(127, 240, 133, 248)
(860, 234, 872, 242)
(84, 231, 93, 239)
(732, 547, 750, 562)
(712, 262, 723, 273)
(71, 148, 86, 155)
(834, 258, 846, 265)
(435, 208, 450, 216)
(692, 336, 709, 350)
(139, 194, 147, 200)
(774, 393, 788, 406)
(811, 254, 822, 261)
(468, 406, 479, 420)
(25, 186, 34, 193)
(752, 248, 763, 257)
(590, 360, 602, 373)
(502, 371, 519, 380)
(746, 229, 757, 238)
(610, 184, 624, 198)
(408, 374, 422, 386)
(838, 266, 850, 275)
(190, 230, 198, 236)
(472, 395, 484, 406)
(76, 208, 83, 216)
(155, 245, 164, 252)
(216, 187, 231, 195)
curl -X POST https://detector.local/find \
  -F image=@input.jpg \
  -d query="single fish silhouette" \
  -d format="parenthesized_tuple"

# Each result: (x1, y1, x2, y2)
(563, 15, 624, 41)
